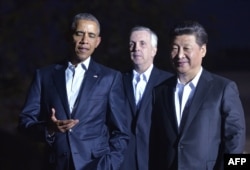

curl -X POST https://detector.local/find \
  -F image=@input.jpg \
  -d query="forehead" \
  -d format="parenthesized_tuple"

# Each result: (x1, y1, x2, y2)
(172, 34, 197, 45)
(75, 19, 99, 33)
(130, 30, 151, 41)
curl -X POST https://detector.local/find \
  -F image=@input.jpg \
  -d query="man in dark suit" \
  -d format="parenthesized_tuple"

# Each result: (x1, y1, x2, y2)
(149, 21, 246, 170)
(120, 26, 172, 170)
(18, 13, 129, 170)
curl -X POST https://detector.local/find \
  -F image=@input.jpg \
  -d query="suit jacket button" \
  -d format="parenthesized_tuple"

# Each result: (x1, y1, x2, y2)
(69, 129, 72, 132)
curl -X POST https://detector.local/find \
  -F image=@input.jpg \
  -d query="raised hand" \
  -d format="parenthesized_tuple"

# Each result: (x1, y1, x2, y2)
(49, 108, 79, 133)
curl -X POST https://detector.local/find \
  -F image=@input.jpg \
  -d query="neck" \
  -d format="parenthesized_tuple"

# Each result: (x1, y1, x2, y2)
(134, 64, 151, 74)
(178, 73, 193, 85)
(178, 67, 201, 84)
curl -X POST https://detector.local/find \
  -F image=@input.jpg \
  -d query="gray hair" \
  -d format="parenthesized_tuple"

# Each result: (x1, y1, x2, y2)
(71, 13, 100, 35)
(130, 26, 158, 47)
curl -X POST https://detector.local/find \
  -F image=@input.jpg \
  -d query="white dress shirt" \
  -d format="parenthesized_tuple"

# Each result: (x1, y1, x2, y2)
(65, 57, 90, 113)
(175, 67, 203, 126)
(133, 64, 153, 105)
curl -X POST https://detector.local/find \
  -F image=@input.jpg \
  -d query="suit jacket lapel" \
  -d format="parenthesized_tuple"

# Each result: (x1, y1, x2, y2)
(179, 70, 213, 135)
(138, 67, 161, 113)
(165, 77, 179, 134)
(52, 63, 71, 118)
(155, 76, 178, 135)
(124, 67, 165, 115)
(123, 71, 137, 114)
(72, 60, 100, 117)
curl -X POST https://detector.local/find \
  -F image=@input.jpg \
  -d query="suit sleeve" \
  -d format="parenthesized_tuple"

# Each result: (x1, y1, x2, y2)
(18, 69, 48, 142)
(223, 81, 246, 153)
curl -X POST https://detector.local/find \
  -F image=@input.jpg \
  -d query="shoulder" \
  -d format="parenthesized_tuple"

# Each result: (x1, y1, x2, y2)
(153, 67, 173, 75)
(97, 63, 118, 73)
(35, 62, 66, 74)
(96, 63, 120, 75)
(122, 70, 133, 77)
(202, 69, 235, 86)
(197, 69, 240, 95)
(90, 60, 121, 79)
(148, 67, 173, 88)
(154, 76, 176, 91)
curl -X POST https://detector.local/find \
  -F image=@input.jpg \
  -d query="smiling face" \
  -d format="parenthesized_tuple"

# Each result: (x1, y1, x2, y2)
(129, 30, 157, 73)
(71, 19, 101, 65)
(170, 34, 206, 81)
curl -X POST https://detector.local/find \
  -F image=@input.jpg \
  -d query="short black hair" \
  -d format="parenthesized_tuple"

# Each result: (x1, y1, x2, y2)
(71, 13, 100, 35)
(169, 20, 208, 47)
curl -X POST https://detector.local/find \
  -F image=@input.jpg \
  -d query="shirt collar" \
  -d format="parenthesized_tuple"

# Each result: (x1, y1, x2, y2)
(68, 56, 91, 70)
(133, 64, 154, 82)
(177, 67, 203, 88)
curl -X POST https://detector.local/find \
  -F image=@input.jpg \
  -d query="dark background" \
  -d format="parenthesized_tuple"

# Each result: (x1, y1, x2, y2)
(0, 0, 249, 169)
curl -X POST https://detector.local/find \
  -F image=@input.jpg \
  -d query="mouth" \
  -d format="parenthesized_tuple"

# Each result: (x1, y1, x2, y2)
(132, 53, 142, 58)
(78, 47, 89, 53)
(175, 60, 187, 67)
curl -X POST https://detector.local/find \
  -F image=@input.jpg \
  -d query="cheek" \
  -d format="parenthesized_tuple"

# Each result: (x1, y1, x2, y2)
(71, 40, 77, 50)
(72, 36, 81, 44)
(170, 50, 176, 56)
(151, 50, 156, 57)
(72, 39, 78, 46)
(129, 47, 133, 52)
(170, 52, 176, 60)
(94, 41, 100, 48)
(192, 55, 203, 65)
(94, 38, 101, 48)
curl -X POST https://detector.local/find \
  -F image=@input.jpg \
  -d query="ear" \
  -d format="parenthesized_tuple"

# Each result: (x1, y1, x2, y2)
(152, 47, 157, 58)
(95, 36, 101, 48)
(201, 44, 206, 58)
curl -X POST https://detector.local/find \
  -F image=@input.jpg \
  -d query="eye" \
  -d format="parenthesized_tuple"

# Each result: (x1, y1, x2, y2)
(183, 47, 191, 51)
(88, 33, 97, 38)
(140, 41, 146, 46)
(75, 31, 84, 36)
(171, 46, 178, 51)
(129, 42, 135, 49)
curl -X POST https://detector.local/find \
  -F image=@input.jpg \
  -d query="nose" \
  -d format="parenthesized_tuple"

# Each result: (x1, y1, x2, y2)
(177, 48, 185, 59)
(133, 43, 140, 51)
(80, 34, 88, 43)
(130, 42, 141, 52)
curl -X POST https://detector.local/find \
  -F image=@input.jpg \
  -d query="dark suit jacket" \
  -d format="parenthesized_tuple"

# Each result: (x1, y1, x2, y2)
(19, 59, 129, 170)
(149, 69, 246, 170)
(120, 67, 172, 170)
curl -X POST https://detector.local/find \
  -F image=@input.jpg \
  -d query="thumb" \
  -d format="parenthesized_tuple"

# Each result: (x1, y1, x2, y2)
(51, 108, 57, 122)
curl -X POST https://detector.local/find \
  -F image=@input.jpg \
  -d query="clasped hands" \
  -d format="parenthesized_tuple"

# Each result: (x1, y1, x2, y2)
(48, 108, 79, 134)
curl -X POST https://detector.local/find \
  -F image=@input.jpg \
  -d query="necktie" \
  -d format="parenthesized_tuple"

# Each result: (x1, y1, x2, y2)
(135, 74, 146, 105)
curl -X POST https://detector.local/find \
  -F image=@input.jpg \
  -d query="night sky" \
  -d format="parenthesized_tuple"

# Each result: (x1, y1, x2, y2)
(0, 0, 249, 169)
(182, 0, 250, 49)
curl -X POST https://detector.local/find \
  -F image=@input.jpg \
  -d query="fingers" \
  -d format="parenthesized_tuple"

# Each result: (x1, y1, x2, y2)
(56, 119, 79, 133)
(50, 107, 79, 133)
(51, 108, 57, 122)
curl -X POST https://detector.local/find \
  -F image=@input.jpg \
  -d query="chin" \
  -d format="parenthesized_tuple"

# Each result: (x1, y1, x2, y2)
(176, 68, 186, 74)
(78, 55, 89, 61)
